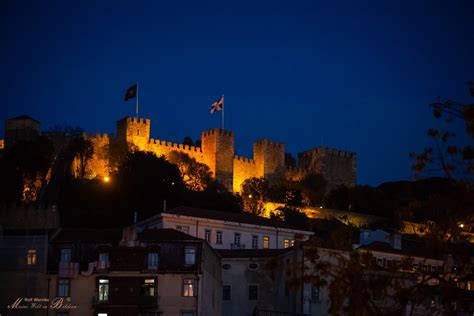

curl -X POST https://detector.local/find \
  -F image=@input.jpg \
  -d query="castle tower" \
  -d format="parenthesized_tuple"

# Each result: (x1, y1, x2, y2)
(4, 115, 41, 149)
(297, 147, 356, 191)
(116, 116, 151, 151)
(253, 139, 285, 180)
(201, 128, 234, 191)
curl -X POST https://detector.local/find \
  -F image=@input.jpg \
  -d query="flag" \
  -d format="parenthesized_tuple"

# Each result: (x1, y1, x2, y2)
(125, 84, 138, 101)
(210, 96, 224, 113)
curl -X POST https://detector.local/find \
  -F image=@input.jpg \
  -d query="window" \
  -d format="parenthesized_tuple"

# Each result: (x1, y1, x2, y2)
(377, 258, 383, 267)
(98, 314, 108, 316)
(57, 311, 69, 316)
(181, 312, 195, 316)
(183, 278, 196, 296)
(223, 285, 231, 301)
(185, 247, 196, 265)
(27, 249, 37, 265)
(248, 284, 258, 301)
(234, 233, 241, 246)
(216, 231, 223, 244)
(58, 279, 70, 297)
(291, 240, 295, 247)
(98, 279, 109, 301)
(252, 235, 258, 249)
(205, 229, 211, 243)
(284, 239, 290, 248)
(176, 225, 190, 234)
(263, 236, 270, 249)
(311, 285, 320, 302)
(142, 279, 157, 296)
(60, 248, 72, 263)
(98, 252, 109, 270)
(148, 252, 159, 270)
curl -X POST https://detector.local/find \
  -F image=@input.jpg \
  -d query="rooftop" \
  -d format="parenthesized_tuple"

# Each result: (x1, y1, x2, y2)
(218, 248, 292, 258)
(7, 115, 40, 124)
(156, 206, 313, 232)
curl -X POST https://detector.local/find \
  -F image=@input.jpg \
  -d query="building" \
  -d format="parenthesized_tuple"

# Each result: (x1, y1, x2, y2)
(0, 232, 49, 316)
(4, 115, 41, 149)
(218, 249, 298, 316)
(135, 206, 314, 250)
(47, 227, 222, 316)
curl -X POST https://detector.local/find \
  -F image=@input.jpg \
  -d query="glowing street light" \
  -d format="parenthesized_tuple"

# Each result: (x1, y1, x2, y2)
(103, 176, 110, 183)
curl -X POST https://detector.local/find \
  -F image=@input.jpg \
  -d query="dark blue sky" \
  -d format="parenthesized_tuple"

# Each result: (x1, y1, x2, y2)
(2, 0, 474, 185)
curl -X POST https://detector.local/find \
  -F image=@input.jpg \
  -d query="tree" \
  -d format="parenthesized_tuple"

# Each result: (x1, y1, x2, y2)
(183, 136, 194, 146)
(241, 177, 269, 215)
(69, 137, 93, 179)
(0, 137, 54, 203)
(167, 151, 213, 191)
(298, 173, 327, 206)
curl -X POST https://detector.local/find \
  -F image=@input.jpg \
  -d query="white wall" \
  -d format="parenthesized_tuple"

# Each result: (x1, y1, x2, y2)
(153, 215, 309, 250)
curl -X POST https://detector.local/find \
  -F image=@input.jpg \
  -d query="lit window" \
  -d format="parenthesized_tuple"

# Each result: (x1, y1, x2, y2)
(98, 279, 109, 301)
(205, 229, 211, 243)
(142, 278, 157, 296)
(27, 249, 37, 265)
(185, 247, 196, 265)
(98, 252, 109, 270)
(234, 233, 241, 246)
(148, 252, 159, 270)
(263, 236, 269, 249)
(98, 314, 108, 316)
(291, 240, 295, 247)
(216, 231, 223, 244)
(252, 235, 258, 249)
(61, 248, 72, 262)
(58, 278, 70, 297)
(284, 239, 290, 248)
(183, 278, 196, 296)
(248, 284, 258, 301)
(223, 285, 231, 301)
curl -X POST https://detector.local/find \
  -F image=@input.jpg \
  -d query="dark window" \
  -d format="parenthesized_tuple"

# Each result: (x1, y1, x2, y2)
(223, 285, 231, 301)
(248, 284, 258, 301)
(58, 279, 70, 297)
(60, 248, 72, 263)
(181, 312, 195, 316)
(222, 264, 231, 270)
(185, 247, 196, 265)
(148, 252, 159, 270)
(234, 233, 241, 246)
(311, 285, 320, 302)
(216, 231, 223, 244)
(252, 235, 258, 249)
(205, 229, 211, 243)
(56, 311, 69, 316)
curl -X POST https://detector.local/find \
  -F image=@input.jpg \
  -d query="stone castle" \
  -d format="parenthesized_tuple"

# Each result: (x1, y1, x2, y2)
(2, 115, 357, 193)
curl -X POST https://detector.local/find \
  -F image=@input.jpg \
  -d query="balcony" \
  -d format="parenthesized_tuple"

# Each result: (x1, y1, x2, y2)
(230, 243, 246, 249)
(92, 295, 158, 307)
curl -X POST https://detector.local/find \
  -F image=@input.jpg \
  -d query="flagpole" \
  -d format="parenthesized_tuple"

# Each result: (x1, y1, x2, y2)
(136, 82, 139, 118)
(222, 94, 224, 130)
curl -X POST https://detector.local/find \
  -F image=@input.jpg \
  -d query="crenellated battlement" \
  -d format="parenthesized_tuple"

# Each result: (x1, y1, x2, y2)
(127, 116, 150, 125)
(149, 138, 203, 152)
(234, 155, 255, 164)
(304, 146, 356, 158)
(254, 139, 284, 149)
(202, 128, 233, 137)
(84, 132, 110, 141)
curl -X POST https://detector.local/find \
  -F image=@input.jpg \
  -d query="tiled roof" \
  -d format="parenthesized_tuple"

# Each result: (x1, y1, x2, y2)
(51, 228, 122, 242)
(217, 248, 292, 258)
(162, 206, 313, 232)
(138, 228, 201, 242)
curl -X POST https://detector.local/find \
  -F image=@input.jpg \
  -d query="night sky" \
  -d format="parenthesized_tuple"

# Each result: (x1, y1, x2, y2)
(2, 0, 474, 186)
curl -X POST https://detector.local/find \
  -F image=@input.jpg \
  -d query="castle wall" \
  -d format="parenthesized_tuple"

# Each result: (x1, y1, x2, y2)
(83, 133, 112, 179)
(201, 129, 234, 191)
(298, 147, 356, 191)
(233, 156, 258, 193)
(147, 139, 206, 163)
(253, 139, 285, 179)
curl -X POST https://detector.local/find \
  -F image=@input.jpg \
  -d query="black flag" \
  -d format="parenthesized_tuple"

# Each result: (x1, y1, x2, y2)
(125, 84, 138, 101)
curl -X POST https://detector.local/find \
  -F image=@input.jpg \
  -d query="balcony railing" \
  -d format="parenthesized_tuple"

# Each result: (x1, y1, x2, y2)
(230, 243, 246, 249)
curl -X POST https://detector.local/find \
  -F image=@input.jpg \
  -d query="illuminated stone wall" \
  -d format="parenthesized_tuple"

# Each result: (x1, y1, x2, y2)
(81, 116, 356, 194)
